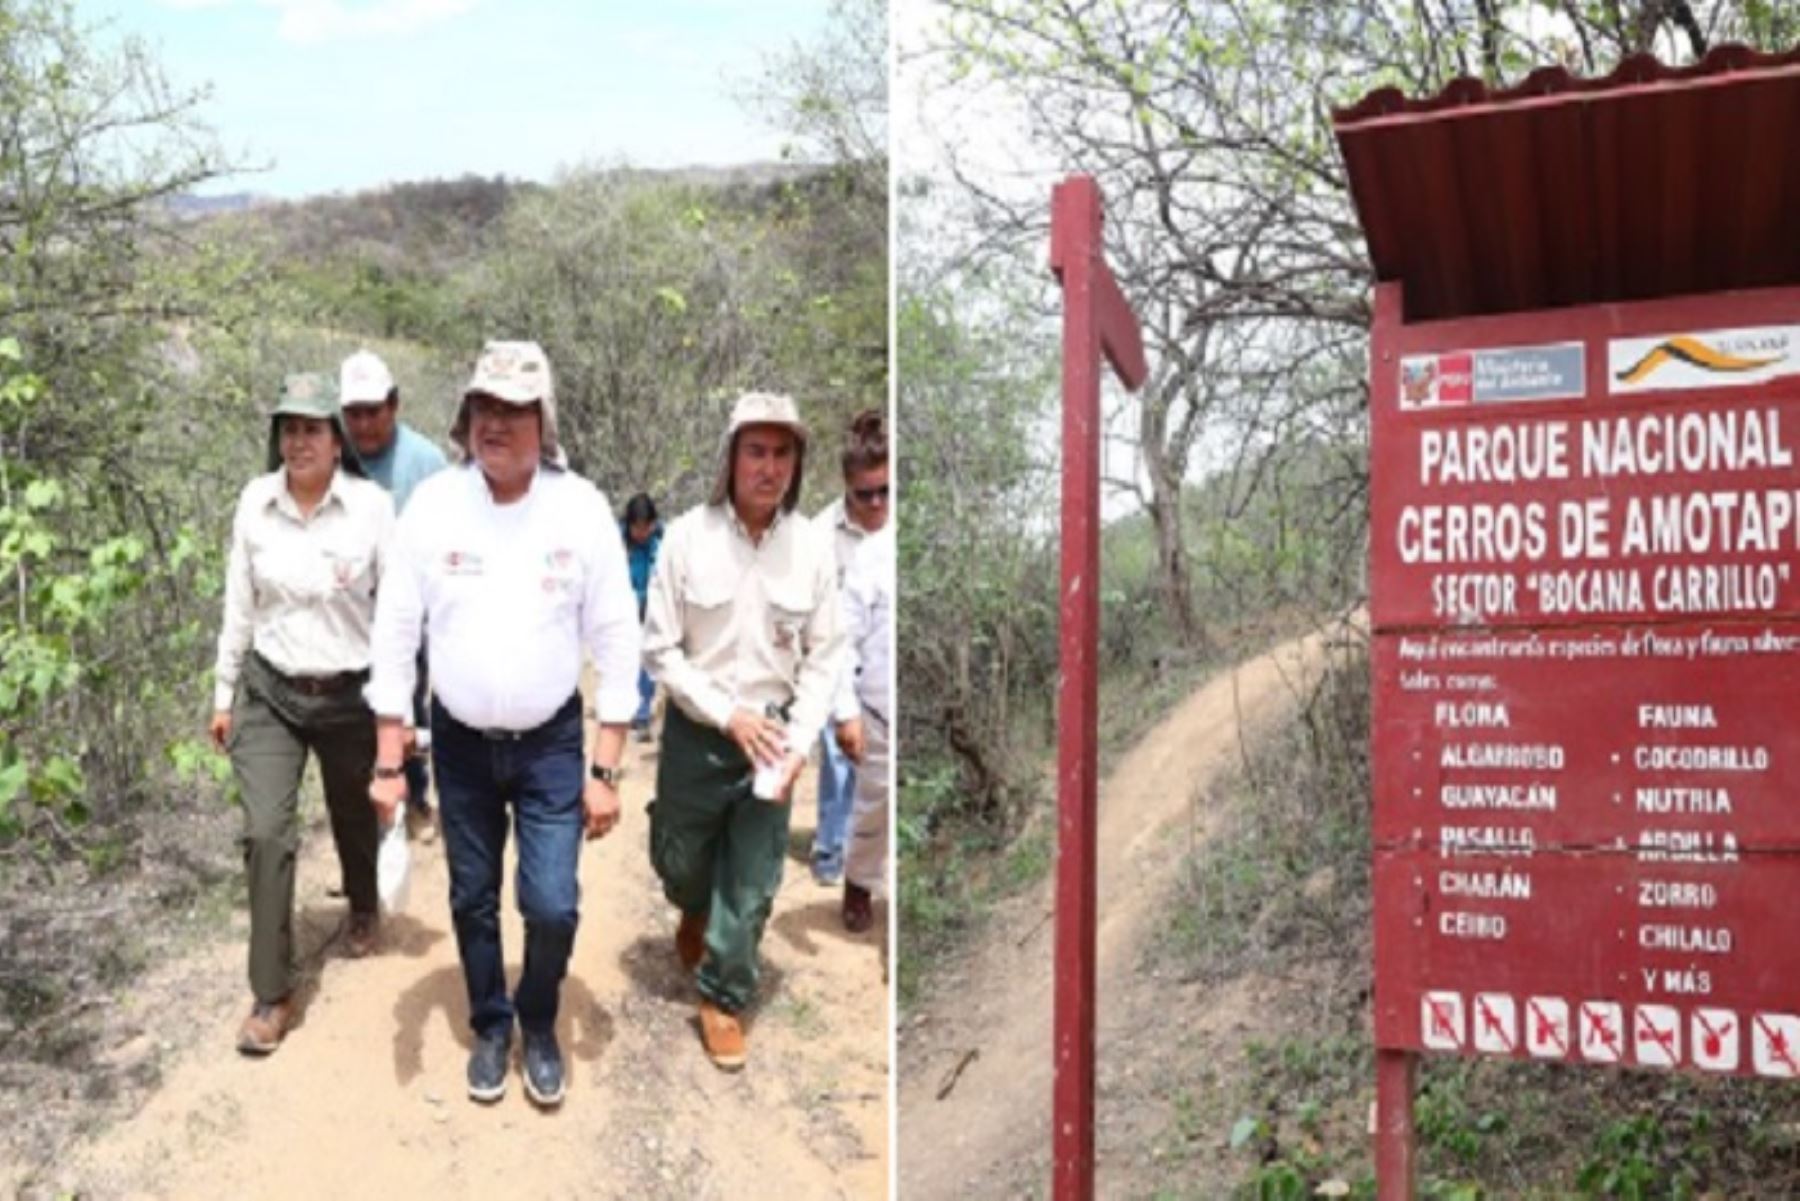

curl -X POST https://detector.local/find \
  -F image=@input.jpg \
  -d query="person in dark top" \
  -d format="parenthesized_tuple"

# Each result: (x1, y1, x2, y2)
(622, 492, 664, 739)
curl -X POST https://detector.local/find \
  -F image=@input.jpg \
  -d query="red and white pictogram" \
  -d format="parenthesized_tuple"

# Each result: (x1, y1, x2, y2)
(1633, 1005, 1680, 1069)
(1524, 996, 1569, 1060)
(1472, 993, 1516, 1056)
(1579, 1001, 1624, 1064)
(1691, 1008, 1739, 1072)
(1421, 991, 1464, 1052)
(1753, 1013, 1800, 1078)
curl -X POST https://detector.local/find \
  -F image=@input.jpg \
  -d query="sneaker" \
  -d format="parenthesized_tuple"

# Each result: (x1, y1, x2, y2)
(635, 724, 655, 744)
(811, 857, 844, 887)
(467, 1029, 511, 1102)
(676, 909, 708, 972)
(842, 882, 874, 934)
(237, 997, 293, 1056)
(522, 1029, 565, 1107)
(345, 910, 378, 958)
(698, 1000, 746, 1071)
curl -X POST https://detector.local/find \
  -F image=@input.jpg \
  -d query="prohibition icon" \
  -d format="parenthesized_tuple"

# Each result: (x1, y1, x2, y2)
(1580, 1002, 1623, 1064)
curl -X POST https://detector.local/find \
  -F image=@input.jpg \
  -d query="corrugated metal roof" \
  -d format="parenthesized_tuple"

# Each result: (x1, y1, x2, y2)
(1333, 45, 1800, 323)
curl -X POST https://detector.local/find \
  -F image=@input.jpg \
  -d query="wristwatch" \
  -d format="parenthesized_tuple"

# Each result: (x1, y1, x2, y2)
(373, 765, 404, 781)
(588, 763, 621, 786)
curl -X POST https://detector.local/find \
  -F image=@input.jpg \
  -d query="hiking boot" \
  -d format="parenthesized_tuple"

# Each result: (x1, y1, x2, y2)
(698, 1000, 746, 1071)
(521, 1029, 565, 1107)
(237, 997, 293, 1056)
(345, 910, 378, 958)
(676, 909, 707, 972)
(842, 882, 874, 934)
(467, 1029, 511, 1103)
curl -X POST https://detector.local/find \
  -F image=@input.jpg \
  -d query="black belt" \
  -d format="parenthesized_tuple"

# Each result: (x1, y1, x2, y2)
(254, 651, 369, 696)
(436, 692, 581, 742)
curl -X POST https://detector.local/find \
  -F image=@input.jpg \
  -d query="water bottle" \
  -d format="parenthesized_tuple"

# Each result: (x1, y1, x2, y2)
(751, 701, 792, 802)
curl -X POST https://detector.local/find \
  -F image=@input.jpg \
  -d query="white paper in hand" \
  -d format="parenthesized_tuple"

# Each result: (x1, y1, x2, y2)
(376, 815, 411, 914)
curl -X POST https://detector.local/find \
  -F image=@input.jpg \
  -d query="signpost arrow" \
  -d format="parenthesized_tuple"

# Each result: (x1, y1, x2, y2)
(1048, 174, 1147, 1201)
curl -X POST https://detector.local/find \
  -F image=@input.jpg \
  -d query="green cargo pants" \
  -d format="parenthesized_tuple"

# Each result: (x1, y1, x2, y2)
(651, 705, 791, 1014)
(229, 653, 379, 1004)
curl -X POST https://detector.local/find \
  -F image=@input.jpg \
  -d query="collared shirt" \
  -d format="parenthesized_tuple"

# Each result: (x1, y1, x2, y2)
(833, 523, 893, 725)
(367, 463, 640, 731)
(815, 495, 882, 723)
(356, 422, 448, 514)
(212, 468, 395, 711)
(814, 495, 871, 586)
(643, 502, 845, 753)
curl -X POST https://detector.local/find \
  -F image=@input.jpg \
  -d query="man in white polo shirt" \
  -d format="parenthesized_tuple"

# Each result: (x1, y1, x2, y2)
(367, 340, 639, 1108)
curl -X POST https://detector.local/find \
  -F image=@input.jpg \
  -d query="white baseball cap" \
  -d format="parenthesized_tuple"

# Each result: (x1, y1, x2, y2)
(338, 350, 395, 407)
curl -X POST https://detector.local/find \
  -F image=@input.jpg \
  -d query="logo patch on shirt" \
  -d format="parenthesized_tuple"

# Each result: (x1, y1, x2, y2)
(772, 620, 802, 652)
(444, 550, 485, 576)
(546, 548, 575, 570)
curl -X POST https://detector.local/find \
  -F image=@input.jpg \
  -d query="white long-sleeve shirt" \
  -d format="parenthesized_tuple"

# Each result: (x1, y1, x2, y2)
(833, 523, 894, 726)
(367, 463, 640, 730)
(816, 495, 872, 727)
(642, 502, 844, 753)
(212, 469, 395, 712)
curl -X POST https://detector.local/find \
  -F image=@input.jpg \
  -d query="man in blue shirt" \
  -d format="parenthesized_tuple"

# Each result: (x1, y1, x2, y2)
(339, 350, 448, 837)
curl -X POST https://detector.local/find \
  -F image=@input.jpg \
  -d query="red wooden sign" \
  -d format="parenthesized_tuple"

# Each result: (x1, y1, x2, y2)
(1341, 45, 1800, 1200)
(1371, 282, 1800, 1092)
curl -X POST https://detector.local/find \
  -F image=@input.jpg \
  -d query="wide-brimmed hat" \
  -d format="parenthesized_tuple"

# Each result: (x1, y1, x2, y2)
(266, 372, 365, 476)
(707, 390, 808, 511)
(338, 350, 395, 408)
(448, 340, 563, 465)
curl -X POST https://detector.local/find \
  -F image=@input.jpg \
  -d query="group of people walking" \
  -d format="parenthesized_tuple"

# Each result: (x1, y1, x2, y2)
(208, 341, 892, 1105)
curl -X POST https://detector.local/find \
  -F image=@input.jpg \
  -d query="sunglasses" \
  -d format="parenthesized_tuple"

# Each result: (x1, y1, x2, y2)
(851, 485, 890, 504)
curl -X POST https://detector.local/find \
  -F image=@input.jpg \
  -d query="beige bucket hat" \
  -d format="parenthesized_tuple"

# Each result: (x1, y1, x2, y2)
(449, 340, 563, 465)
(708, 390, 809, 512)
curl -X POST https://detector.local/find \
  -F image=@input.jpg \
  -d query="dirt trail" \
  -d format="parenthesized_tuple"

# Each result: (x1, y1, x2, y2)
(34, 733, 888, 1201)
(897, 628, 1337, 1199)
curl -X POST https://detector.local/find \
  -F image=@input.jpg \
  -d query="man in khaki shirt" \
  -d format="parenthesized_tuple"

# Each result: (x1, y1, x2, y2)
(643, 391, 847, 1070)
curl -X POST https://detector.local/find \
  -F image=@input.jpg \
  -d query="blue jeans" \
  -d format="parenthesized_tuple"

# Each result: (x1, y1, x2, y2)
(810, 727, 856, 878)
(634, 668, 655, 727)
(432, 694, 584, 1039)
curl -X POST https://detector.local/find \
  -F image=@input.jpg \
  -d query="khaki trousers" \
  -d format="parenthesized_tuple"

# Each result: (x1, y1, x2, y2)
(229, 654, 378, 1003)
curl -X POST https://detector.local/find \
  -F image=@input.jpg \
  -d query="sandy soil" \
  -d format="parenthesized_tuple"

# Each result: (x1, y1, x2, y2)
(21, 731, 889, 1201)
(897, 629, 1335, 1199)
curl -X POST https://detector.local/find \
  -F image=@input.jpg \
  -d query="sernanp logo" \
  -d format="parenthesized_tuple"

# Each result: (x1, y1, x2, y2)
(1615, 334, 1788, 385)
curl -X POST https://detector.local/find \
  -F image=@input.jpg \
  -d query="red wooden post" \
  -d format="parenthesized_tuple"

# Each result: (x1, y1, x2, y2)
(1368, 280, 1418, 1201)
(1048, 174, 1147, 1201)
(1374, 1049, 1418, 1200)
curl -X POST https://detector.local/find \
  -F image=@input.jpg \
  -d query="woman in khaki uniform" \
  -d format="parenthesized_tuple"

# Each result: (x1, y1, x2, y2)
(208, 373, 395, 1055)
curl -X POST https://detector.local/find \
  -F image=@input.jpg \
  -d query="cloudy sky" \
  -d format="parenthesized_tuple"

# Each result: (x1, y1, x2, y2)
(80, 0, 832, 197)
